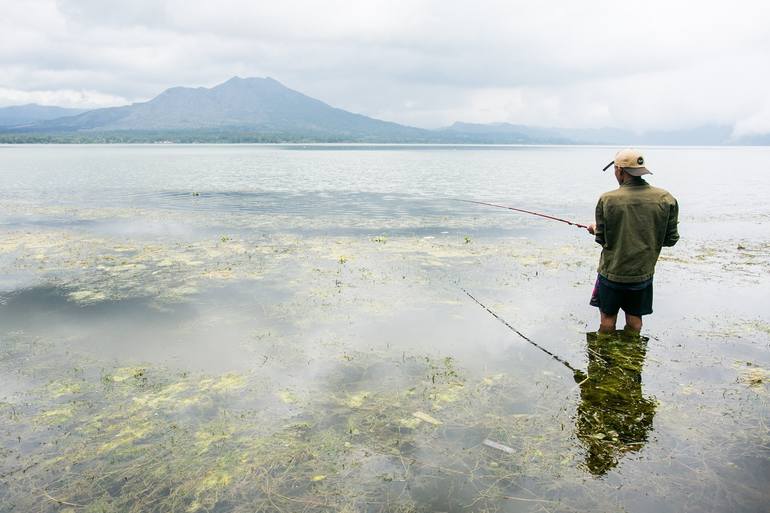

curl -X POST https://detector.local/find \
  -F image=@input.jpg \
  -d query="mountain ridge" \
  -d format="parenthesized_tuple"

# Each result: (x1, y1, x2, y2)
(439, 121, 739, 146)
(16, 77, 428, 141)
(0, 104, 90, 127)
(0, 77, 765, 145)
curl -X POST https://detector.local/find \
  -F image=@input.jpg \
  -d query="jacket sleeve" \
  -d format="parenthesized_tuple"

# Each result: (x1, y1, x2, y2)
(594, 197, 606, 246)
(663, 198, 680, 247)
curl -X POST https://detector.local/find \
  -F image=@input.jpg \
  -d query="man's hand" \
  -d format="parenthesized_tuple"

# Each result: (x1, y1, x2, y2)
(587, 223, 596, 235)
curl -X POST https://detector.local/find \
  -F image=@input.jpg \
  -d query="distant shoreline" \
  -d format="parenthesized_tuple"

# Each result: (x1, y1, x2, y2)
(2, 139, 770, 147)
(2, 141, 768, 148)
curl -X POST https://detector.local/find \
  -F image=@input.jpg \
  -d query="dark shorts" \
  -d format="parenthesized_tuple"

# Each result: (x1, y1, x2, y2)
(589, 274, 653, 317)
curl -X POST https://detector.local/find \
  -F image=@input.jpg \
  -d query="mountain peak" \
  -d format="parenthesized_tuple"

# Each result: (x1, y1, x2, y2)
(219, 76, 282, 87)
(14, 75, 419, 137)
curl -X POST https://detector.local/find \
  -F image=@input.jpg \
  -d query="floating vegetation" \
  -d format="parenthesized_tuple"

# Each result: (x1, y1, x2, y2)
(412, 410, 443, 425)
(741, 368, 768, 388)
(658, 239, 770, 282)
(736, 362, 769, 390)
(1, 346, 591, 512)
(68, 289, 107, 304)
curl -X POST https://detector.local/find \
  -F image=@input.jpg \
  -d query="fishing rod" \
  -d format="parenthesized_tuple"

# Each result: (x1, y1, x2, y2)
(461, 287, 587, 383)
(456, 199, 589, 230)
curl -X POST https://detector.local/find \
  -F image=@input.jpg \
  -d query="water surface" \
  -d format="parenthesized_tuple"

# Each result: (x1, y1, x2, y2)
(0, 144, 768, 512)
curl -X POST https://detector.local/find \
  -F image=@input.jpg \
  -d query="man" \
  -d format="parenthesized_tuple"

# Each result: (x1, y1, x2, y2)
(587, 149, 679, 334)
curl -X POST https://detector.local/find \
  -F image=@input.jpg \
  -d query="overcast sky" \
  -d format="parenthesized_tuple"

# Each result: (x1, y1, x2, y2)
(1, 0, 769, 134)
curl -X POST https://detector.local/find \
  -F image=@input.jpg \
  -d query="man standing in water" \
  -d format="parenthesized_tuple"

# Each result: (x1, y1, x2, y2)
(587, 149, 679, 334)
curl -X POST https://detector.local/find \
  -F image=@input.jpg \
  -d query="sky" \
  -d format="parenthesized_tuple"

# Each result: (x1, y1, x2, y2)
(1, 0, 769, 135)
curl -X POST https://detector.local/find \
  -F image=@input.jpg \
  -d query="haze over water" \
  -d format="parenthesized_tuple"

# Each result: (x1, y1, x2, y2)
(0, 145, 768, 513)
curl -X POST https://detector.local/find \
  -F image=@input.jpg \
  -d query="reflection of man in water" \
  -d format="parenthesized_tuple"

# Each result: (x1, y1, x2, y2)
(576, 331, 656, 475)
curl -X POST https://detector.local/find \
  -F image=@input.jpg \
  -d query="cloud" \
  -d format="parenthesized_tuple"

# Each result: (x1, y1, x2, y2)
(733, 101, 770, 137)
(1, 0, 769, 132)
(0, 87, 127, 108)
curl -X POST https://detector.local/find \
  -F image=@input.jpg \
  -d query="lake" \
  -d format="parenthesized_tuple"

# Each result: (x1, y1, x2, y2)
(0, 144, 768, 513)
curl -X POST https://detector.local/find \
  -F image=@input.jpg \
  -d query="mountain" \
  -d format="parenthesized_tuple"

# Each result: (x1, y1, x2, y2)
(733, 132, 770, 145)
(439, 122, 570, 144)
(1, 78, 767, 144)
(15, 77, 430, 141)
(440, 122, 739, 145)
(0, 104, 89, 127)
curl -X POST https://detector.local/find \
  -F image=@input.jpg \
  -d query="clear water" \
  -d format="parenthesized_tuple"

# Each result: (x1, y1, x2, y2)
(0, 144, 768, 512)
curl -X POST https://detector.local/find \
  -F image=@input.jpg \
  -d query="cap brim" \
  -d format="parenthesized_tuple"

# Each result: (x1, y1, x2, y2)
(624, 167, 652, 176)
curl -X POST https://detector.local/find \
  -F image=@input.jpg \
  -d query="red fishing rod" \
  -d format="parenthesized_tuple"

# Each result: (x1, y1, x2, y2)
(456, 199, 589, 230)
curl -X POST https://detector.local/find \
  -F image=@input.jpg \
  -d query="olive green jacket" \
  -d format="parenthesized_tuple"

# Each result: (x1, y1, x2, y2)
(594, 178, 679, 283)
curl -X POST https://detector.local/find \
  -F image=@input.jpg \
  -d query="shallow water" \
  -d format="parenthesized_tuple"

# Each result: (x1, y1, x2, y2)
(0, 145, 768, 512)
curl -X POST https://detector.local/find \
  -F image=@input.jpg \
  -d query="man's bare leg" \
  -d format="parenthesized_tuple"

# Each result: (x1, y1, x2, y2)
(599, 311, 618, 334)
(624, 313, 643, 333)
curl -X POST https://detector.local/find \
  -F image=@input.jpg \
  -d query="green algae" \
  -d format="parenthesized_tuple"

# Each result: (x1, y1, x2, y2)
(107, 366, 148, 383)
(276, 389, 299, 404)
(0, 227, 599, 312)
(38, 403, 77, 424)
(45, 380, 82, 397)
(2, 348, 592, 512)
(737, 363, 769, 390)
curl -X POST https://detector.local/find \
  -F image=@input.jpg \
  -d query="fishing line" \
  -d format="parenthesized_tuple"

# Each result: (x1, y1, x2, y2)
(445, 197, 590, 379)
(455, 199, 589, 230)
(460, 286, 587, 382)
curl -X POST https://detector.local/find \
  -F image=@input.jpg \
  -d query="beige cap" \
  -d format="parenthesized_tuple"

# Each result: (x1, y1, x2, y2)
(611, 148, 652, 176)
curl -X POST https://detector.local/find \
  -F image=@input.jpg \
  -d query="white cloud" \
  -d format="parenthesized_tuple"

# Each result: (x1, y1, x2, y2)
(733, 101, 770, 137)
(0, 0, 769, 132)
(0, 87, 127, 108)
